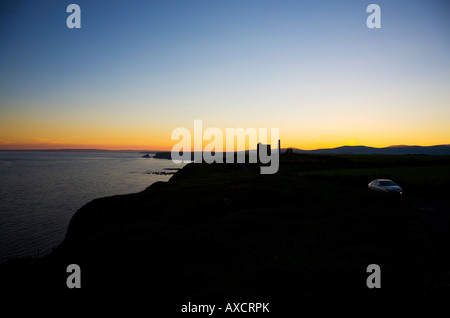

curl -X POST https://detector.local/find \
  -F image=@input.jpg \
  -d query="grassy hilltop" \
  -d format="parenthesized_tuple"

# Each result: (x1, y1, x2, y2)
(1, 153, 449, 309)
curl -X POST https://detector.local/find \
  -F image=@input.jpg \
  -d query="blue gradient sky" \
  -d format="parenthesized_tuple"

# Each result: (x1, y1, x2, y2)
(0, 0, 449, 149)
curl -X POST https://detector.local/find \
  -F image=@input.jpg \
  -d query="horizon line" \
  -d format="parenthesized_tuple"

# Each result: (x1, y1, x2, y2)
(0, 143, 449, 153)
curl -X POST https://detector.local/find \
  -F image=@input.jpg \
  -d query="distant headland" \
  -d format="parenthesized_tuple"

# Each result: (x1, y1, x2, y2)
(151, 144, 450, 160)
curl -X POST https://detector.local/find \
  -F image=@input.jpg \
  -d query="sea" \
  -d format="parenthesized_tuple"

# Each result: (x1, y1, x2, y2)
(0, 151, 185, 263)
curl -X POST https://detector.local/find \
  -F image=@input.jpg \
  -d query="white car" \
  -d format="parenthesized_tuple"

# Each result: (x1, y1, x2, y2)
(368, 179, 403, 194)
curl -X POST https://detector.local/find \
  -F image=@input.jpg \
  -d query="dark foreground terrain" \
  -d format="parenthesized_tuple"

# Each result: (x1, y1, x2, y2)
(1, 153, 449, 311)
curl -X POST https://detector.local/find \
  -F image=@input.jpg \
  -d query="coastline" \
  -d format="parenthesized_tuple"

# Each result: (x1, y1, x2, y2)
(1, 154, 449, 307)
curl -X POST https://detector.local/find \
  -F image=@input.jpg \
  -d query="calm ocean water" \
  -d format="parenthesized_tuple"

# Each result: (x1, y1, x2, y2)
(0, 151, 184, 263)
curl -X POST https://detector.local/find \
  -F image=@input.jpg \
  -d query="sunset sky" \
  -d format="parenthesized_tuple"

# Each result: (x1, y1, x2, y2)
(0, 0, 449, 150)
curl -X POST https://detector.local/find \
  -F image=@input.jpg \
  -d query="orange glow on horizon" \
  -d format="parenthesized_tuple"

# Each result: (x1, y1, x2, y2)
(1, 115, 449, 151)
(1, 138, 448, 151)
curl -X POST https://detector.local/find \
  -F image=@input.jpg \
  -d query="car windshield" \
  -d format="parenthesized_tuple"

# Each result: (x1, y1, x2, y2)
(379, 181, 396, 186)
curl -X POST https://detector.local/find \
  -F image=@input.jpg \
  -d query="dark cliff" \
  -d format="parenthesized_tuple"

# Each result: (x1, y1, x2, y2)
(1, 155, 450, 310)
